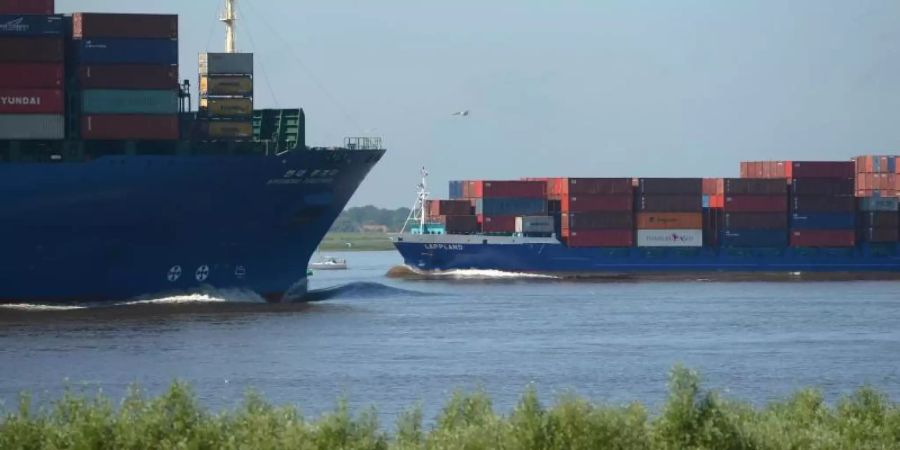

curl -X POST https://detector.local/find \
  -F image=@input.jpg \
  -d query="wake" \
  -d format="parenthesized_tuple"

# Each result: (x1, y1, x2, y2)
(386, 265, 560, 280)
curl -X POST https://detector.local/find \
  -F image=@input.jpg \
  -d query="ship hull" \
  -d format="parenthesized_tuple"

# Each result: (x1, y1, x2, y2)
(393, 234, 900, 277)
(0, 148, 384, 304)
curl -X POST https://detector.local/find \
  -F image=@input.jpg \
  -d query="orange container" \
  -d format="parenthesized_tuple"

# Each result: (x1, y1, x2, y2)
(635, 212, 703, 230)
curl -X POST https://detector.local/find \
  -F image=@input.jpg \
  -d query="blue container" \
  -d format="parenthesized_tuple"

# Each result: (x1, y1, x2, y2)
(790, 213, 856, 230)
(702, 195, 710, 208)
(0, 15, 63, 37)
(476, 198, 547, 216)
(448, 180, 463, 200)
(76, 38, 178, 65)
(859, 197, 899, 212)
(889, 157, 897, 174)
(721, 229, 788, 247)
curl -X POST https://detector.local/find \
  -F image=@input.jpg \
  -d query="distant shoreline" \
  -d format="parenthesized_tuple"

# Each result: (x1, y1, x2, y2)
(318, 232, 395, 252)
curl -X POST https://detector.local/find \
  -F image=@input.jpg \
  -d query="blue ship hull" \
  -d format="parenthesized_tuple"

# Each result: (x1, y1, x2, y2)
(393, 235, 900, 277)
(0, 148, 383, 304)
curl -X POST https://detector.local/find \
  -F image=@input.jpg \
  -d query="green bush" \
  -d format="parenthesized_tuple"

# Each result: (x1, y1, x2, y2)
(2, 367, 898, 449)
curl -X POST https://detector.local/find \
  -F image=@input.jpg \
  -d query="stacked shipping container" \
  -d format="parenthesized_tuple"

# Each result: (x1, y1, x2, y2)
(549, 178, 634, 247)
(789, 162, 856, 247)
(721, 179, 788, 247)
(0, 10, 65, 139)
(471, 181, 546, 233)
(72, 13, 180, 139)
(854, 155, 899, 243)
(199, 52, 254, 139)
(635, 179, 703, 247)
(425, 199, 477, 234)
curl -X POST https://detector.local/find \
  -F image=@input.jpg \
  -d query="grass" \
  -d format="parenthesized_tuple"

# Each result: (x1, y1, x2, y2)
(319, 232, 395, 252)
(2, 367, 899, 449)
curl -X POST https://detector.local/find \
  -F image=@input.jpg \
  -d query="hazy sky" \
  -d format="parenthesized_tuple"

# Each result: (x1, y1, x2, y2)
(59, 0, 900, 207)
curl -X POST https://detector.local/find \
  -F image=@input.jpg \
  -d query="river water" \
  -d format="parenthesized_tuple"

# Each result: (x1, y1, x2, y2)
(1, 250, 898, 423)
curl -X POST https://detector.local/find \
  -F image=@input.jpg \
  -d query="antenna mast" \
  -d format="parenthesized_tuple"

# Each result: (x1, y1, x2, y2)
(221, 0, 237, 53)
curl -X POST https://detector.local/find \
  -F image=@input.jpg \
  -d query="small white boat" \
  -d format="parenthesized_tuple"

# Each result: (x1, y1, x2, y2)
(309, 256, 348, 270)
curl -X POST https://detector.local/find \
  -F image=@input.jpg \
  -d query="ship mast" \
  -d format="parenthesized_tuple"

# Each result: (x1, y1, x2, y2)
(221, 0, 237, 53)
(400, 168, 430, 234)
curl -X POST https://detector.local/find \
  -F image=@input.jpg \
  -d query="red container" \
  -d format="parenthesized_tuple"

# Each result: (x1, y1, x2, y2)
(858, 227, 899, 243)
(637, 195, 701, 212)
(724, 195, 788, 212)
(792, 178, 854, 195)
(702, 178, 724, 195)
(791, 161, 855, 179)
(0, 88, 62, 113)
(561, 194, 633, 213)
(562, 212, 633, 230)
(790, 230, 855, 247)
(0, 37, 63, 62)
(791, 196, 856, 213)
(0, 63, 63, 88)
(563, 229, 634, 247)
(73, 13, 178, 39)
(482, 180, 545, 198)
(81, 115, 179, 140)
(427, 199, 472, 217)
(480, 215, 517, 233)
(638, 178, 703, 195)
(856, 173, 896, 192)
(0, 0, 53, 14)
(463, 180, 483, 199)
(856, 189, 898, 198)
(443, 215, 479, 234)
(724, 178, 788, 195)
(548, 178, 633, 196)
(78, 65, 179, 90)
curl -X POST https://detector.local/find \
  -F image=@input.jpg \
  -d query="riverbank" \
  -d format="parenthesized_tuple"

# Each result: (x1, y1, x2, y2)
(2, 367, 897, 449)
(319, 232, 394, 251)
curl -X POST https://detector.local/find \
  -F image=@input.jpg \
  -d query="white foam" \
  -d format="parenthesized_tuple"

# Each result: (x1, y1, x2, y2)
(417, 267, 560, 280)
(120, 288, 266, 306)
(0, 303, 87, 311)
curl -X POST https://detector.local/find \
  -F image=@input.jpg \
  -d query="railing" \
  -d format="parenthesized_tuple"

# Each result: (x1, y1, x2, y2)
(344, 137, 383, 150)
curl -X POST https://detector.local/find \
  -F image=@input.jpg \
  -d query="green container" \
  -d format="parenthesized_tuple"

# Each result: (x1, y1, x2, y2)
(81, 89, 178, 114)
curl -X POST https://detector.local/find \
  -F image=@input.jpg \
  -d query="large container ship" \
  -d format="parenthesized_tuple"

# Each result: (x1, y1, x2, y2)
(0, 0, 384, 304)
(392, 158, 900, 277)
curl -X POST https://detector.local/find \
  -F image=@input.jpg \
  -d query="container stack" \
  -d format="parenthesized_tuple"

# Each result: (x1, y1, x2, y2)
(854, 155, 899, 243)
(701, 178, 724, 247)
(448, 180, 464, 200)
(788, 162, 857, 247)
(470, 181, 546, 234)
(0, 9, 65, 139)
(199, 52, 254, 139)
(72, 13, 180, 140)
(720, 179, 789, 247)
(425, 199, 477, 234)
(635, 179, 703, 247)
(547, 178, 634, 247)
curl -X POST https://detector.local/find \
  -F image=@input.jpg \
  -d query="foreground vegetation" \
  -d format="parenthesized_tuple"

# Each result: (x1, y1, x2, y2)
(2, 367, 899, 449)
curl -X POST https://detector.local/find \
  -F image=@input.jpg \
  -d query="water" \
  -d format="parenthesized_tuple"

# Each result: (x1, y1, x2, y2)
(1, 250, 899, 423)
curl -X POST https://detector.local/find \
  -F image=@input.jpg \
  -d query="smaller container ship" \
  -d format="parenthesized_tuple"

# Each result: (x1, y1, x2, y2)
(392, 157, 900, 277)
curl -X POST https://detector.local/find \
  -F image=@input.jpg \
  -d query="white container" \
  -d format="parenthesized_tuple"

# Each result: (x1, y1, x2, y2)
(199, 52, 254, 75)
(0, 114, 64, 139)
(636, 229, 703, 247)
(516, 216, 555, 233)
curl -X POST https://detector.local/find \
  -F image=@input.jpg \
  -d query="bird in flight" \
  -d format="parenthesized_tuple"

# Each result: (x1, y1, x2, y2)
(452, 110, 470, 117)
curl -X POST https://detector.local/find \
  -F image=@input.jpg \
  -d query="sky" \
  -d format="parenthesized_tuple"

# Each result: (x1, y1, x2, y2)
(58, 0, 900, 207)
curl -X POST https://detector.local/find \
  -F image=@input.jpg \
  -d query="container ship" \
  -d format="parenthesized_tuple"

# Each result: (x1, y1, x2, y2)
(392, 157, 900, 277)
(0, 0, 384, 304)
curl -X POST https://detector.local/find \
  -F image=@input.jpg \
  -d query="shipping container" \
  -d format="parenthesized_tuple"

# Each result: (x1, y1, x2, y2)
(0, 37, 62, 62)
(638, 178, 703, 195)
(637, 195, 702, 212)
(859, 212, 899, 229)
(0, 14, 62, 36)
(463, 180, 483, 199)
(790, 230, 855, 247)
(856, 189, 898, 198)
(720, 230, 788, 248)
(78, 65, 178, 89)
(482, 180, 546, 198)
(0, 113, 62, 139)
(702, 178, 724, 195)
(791, 195, 856, 213)
(724, 195, 788, 212)
(855, 173, 896, 192)
(81, 89, 178, 115)
(702, 208, 723, 247)
(635, 212, 702, 230)
(448, 181, 464, 200)
(0, 63, 62, 88)
(481, 215, 517, 233)
(200, 97, 253, 117)
(476, 197, 547, 216)
(723, 212, 788, 230)
(858, 227, 899, 243)
(791, 178, 854, 195)
(791, 161, 855, 179)
(561, 194, 633, 213)
(81, 114, 178, 140)
(636, 229, 703, 247)
(0, 0, 53, 15)
(563, 229, 633, 247)
(199, 52, 253, 75)
(548, 177, 633, 196)
(516, 216, 555, 234)
(442, 215, 479, 234)
(200, 75, 253, 96)
(75, 38, 178, 65)
(858, 197, 899, 212)
(73, 13, 177, 39)
(854, 155, 897, 174)
(427, 199, 473, 216)
(206, 120, 252, 139)
(562, 212, 633, 230)
(0, 88, 62, 113)
(724, 178, 788, 195)
(790, 213, 856, 230)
